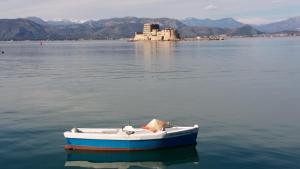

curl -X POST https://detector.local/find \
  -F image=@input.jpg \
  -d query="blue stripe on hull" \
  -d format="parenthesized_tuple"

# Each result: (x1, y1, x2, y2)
(66, 132, 198, 150)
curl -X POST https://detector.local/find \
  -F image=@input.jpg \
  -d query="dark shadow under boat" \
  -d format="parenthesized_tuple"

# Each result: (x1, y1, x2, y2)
(65, 145, 199, 169)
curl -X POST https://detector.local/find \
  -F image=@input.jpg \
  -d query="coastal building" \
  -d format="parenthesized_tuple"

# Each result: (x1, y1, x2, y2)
(134, 23, 179, 41)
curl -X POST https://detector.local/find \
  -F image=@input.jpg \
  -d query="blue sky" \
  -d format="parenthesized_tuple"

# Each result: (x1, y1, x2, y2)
(0, 0, 300, 24)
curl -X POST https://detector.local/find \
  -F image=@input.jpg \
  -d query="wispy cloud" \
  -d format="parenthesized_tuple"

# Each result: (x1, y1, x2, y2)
(204, 4, 218, 10)
(237, 17, 274, 25)
(271, 0, 284, 4)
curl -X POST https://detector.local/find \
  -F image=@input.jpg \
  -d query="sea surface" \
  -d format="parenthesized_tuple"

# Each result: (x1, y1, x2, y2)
(0, 38, 300, 169)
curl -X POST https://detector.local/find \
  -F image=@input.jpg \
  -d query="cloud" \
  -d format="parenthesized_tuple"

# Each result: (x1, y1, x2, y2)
(271, 0, 284, 3)
(237, 17, 273, 25)
(204, 4, 218, 10)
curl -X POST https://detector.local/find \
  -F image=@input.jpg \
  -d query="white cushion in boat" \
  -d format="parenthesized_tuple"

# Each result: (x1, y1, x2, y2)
(143, 119, 167, 132)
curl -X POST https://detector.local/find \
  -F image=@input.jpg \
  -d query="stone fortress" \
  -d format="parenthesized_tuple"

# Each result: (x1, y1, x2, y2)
(134, 23, 180, 41)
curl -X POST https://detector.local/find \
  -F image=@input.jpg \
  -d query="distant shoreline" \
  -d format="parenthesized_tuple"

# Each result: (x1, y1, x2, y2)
(0, 35, 299, 43)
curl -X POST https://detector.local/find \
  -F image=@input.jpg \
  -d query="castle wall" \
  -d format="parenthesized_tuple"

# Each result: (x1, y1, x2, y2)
(134, 33, 146, 41)
(134, 23, 179, 41)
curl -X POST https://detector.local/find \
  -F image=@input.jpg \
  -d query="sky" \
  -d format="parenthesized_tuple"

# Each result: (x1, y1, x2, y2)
(0, 0, 300, 24)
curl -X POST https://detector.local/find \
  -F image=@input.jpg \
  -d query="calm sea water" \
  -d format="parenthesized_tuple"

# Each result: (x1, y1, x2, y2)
(0, 38, 300, 169)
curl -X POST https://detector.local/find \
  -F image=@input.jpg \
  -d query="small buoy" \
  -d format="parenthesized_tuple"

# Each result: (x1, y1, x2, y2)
(1, 51, 4, 54)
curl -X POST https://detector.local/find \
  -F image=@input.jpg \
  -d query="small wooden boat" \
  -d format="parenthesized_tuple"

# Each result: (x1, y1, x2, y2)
(64, 119, 198, 151)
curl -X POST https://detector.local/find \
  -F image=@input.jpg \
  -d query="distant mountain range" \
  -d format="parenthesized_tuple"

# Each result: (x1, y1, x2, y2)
(181, 17, 244, 29)
(255, 16, 300, 33)
(0, 16, 300, 40)
(27, 17, 79, 26)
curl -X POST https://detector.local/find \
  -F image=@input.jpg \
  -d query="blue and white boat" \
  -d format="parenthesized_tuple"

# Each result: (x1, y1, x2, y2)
(64, 119, 199, 151)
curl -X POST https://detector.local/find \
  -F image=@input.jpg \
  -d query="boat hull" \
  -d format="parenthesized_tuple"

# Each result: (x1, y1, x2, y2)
(65, 131, 198, 151)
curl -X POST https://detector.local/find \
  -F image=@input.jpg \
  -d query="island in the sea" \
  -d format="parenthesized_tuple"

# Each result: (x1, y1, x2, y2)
(133, 23, 180, 41)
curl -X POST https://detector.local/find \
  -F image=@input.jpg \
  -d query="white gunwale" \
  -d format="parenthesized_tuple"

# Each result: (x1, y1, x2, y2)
(64, 125, 198, 141)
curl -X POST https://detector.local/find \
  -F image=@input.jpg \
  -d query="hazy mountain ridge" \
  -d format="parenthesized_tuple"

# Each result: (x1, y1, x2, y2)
(178, 26, 231, 37)
(181, 17, 244, 29)
(0, 19, 48, 40)
(232, 25, 263, 36)
(85, 17, 186, 29)
(27, 17, 79, 26)
(255, 16, 300, 33)
(0, 16, 299, 40)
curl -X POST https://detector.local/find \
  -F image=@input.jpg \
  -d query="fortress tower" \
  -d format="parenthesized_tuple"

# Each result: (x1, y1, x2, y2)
(134, 23, 179, 41)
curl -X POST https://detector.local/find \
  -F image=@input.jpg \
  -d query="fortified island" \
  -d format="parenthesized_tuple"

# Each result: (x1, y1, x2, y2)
(133, 23, 180, 41)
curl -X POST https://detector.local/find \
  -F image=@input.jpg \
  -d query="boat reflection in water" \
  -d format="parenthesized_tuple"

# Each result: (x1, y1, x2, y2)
(65, 146, 199, 169)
